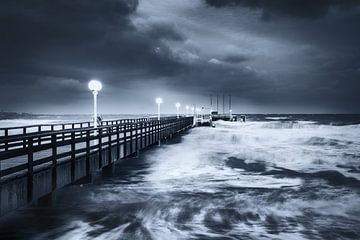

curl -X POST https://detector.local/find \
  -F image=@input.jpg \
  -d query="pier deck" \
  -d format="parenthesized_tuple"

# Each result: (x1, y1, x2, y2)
(0, 117, 193, 216)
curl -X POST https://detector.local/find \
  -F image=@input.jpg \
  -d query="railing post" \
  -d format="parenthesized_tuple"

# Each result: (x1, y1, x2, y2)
(86, 130, 90, 175)
(108, 128, 112, 164)
(151, 121, 154, 144)
(51, 134, 57, 191)
(135, 123, 138, 153)
(140, 123, 144, 149)
(62, 125, 65, 141)
(130, 124, 133, 154)
(71, 131, 75, 182)
(27, 138, 34, 203)
(98, 128, 102, 168)
(38, 126, 41, 146)
(158, 120, 161, 142)
(4, 129, 8, 151)
(116, 125, 120, 160)
(123, 125, 127, 157)
(22, 127, 27, 148)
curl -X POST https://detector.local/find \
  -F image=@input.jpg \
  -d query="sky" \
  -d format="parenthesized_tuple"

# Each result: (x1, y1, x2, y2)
(0, 0, 359, 114)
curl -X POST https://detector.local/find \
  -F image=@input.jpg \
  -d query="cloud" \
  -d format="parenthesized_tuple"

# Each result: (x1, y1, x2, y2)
(0, 0, 359, 113)
(204, 0, 360, 20)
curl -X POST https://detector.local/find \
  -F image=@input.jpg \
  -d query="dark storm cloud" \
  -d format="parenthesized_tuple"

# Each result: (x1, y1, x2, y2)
(222, 55, 249, 64)
(204, 0, 359, 19)
(0, 0, 191, 111)
(0, 0, 186, 78)
(1, 0, 360, 113)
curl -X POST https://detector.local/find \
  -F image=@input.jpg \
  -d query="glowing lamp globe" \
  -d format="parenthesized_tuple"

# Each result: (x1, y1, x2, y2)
(156, 97, 163, 104)
(175, 103, 181, 108)
(88, 80, 102, 92)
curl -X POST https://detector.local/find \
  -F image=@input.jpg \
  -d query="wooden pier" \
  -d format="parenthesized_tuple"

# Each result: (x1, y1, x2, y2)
(0, 116, 193, 216)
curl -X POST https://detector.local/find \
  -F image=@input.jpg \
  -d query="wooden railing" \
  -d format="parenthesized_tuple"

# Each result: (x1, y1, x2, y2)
(0, 117, 192, 181)
(0, 116, 194, 216)
(0, 117, 181, 152)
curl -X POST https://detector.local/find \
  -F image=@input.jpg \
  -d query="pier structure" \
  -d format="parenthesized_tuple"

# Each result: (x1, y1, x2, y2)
(0, 116, 193, 216)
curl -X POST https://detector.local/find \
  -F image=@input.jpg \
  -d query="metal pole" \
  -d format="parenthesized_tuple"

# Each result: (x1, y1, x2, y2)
(176, 107, 179, 119)
(157, 103, 161, 121)
(93, 91, 98, 128)
(229, 94, 231, 112)
(223, 94, 225, 114)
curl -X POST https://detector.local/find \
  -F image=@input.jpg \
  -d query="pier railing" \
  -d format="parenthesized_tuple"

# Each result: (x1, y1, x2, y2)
(0, 116, 193, 216)
(0, 117, 179, 151)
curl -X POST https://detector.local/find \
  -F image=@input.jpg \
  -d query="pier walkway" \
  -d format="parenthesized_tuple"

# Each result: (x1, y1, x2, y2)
(0, 116, 193, 216)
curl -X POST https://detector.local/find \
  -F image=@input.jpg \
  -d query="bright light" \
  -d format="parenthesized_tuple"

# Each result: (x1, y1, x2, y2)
(191, 107, 195, 111)
(186, 105, 189, 110)
(156, 97, 163, 104)
(175, 102, 181, 108)
(88, 80, 102, 92)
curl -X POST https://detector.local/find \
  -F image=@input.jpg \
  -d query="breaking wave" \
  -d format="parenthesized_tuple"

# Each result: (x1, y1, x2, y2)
(1, 116, 360, 239)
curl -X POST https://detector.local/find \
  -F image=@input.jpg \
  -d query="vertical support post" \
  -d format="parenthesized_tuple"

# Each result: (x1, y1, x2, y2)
(86, 130, 90, 175)
(108, 128, 112, 164)
(62, 125, 65, 141)
(223, 94, 225, 114)
(51, 134, 57, 190)
(130, 124, 133, 154)
(38, 126, 41, 146)
(23, 127, 27, 148)
(158, 120, 161, 146)
(123, 125, 127, 157)
(71, 131, 75, 182)
(116, 125, 120, 160)
(140, 123, 143, 149)
(4, 129, 8, 151)
(135, 124, 138, 153)
(92, 91, 98, 129)
(98, 128, 102, 168)
(27, 138, 34, 203)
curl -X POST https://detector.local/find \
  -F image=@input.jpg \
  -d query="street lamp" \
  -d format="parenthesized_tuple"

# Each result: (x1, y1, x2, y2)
(88, 80, 102, 128)
(156, 97, 163, 120)
(196, 108, 201, 118)
(185, 105, 189, 116)
(175, 102, 181, 118)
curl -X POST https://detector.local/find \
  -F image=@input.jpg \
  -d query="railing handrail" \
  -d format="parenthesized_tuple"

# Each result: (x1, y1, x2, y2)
(0, 121, 92, 131)
(0, 116, 183, 136)
(0, 117, 194, 182)
(0, 116, 190, 143)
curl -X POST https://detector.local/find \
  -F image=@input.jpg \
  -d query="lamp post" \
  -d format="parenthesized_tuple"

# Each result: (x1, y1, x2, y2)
(185, 105, 189, 116)
(156, 97, 163, 120)
(88, 80, 102, 128)
(196, 108, 200, 118)
(175, 102, 181, 118)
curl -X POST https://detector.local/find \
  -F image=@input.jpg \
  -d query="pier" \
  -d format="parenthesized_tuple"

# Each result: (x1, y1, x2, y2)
(0, 116, 193, 216)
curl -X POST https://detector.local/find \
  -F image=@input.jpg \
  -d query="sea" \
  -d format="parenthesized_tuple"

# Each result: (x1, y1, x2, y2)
(0, 114, 360, 240)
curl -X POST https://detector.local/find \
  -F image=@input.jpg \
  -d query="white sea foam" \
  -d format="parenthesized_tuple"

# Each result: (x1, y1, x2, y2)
(2, 118, 360, 240)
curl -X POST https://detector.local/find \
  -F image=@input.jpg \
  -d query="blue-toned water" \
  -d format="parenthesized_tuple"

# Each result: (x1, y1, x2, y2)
(1, 114, 360, 239)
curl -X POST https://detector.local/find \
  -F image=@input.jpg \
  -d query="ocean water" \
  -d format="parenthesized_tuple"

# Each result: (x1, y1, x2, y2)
(0, 114, 360, 239)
